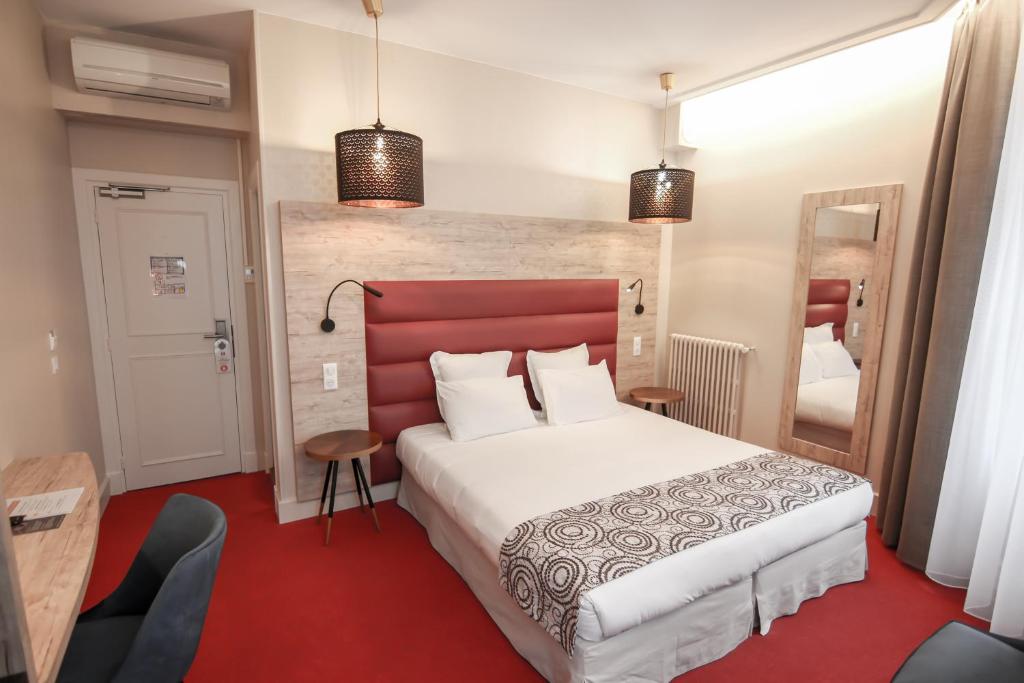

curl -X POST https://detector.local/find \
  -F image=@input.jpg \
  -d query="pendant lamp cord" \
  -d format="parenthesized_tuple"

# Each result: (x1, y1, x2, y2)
(660, 87, 668, 168)
(374, 13, 382, 127)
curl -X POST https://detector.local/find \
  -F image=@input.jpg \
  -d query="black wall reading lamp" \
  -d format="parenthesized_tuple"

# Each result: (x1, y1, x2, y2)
(626, 278, 645, 315)
(856, 278, 866, 308)
(320, 280, 383, 332)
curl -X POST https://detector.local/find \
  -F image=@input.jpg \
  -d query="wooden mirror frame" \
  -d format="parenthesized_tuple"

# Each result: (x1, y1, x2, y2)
(779, 184, 902, 473)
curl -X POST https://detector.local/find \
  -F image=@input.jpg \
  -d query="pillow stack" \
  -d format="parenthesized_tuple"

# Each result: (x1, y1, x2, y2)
(429, 350, 535, 442)
(428, 343, 621, 441)
(799, 328, 859, 385)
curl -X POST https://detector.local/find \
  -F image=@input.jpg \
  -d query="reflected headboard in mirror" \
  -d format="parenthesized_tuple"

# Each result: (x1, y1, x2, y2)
(780, 184, 902, 474)
(806, 278, 850, 344)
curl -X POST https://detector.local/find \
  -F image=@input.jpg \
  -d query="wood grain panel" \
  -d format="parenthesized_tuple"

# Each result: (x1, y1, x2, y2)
(281, 202, 661, 501)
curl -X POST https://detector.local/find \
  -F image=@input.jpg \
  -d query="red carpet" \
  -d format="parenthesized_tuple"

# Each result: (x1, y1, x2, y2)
(86, 473, 985, 682)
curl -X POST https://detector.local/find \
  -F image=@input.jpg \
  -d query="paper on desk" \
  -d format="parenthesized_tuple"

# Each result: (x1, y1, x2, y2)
(7, 487, 83, 520)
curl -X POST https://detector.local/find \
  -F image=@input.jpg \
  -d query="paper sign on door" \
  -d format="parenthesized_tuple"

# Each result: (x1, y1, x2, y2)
(150, 256, 187, 296)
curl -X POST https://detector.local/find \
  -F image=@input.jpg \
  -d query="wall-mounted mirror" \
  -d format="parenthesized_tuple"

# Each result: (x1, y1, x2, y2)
(779, 184, 902, 473)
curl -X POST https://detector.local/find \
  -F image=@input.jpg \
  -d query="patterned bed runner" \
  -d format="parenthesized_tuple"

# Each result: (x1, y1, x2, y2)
(498, 452, 866, 654)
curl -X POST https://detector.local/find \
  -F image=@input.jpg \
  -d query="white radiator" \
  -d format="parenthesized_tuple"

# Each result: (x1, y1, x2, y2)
(667, 333, 751, 438)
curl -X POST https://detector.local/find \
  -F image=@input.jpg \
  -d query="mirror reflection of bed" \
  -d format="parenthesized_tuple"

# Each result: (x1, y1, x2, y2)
(795, 278, 860, 452)
(781, 188, 900, 473)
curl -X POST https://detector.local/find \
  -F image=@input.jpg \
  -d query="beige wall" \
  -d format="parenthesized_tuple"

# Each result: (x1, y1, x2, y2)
(668, 15, 956, 486)
(252, 14, 667, 513)
(0, 0, 103, 476)
(67, 121, 241, 180)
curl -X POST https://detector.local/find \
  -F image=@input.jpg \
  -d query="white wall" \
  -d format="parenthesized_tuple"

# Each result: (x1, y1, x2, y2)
(252, 13, 667, 511)
(668, 14, 957, 485)
(0, 0, 103, 477)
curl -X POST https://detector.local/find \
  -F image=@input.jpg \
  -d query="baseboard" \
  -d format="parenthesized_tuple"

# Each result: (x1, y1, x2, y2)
(98, 475, 111, 514)
(274, 481, 400, 524)
(106, 471, 126, 496)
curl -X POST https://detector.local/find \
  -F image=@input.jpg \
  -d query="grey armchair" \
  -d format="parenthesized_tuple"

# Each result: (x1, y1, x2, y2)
(892, 621, 1024, 682)
(57, 493, 227, 683)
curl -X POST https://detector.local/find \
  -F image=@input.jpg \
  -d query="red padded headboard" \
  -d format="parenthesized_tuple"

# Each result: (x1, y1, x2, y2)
(363, 279, 619, 485)
(806, 278, 850, 344)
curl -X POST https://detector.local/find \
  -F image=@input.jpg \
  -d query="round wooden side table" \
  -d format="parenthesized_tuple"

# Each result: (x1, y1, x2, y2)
(304, 429, 383, 545)
(629, 386, 685, 418)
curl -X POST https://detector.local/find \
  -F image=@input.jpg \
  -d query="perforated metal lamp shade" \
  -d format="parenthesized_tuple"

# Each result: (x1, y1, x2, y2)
(335, 125, 424, 208)
(628, 165, 695, 224)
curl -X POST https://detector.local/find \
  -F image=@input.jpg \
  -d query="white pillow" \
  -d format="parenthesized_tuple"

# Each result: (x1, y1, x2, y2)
(810, 340, 859, 379)
(526, 343, 589, 414)
(429, 350, 512, 383)
(798, 343, 823, 385)
(538, 360, 620, 426)
(804, 323, 834, 345)
(435, 375, 537, 442)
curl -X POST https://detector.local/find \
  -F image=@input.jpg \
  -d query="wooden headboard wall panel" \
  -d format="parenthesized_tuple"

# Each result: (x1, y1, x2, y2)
(280, 202, 661, 502)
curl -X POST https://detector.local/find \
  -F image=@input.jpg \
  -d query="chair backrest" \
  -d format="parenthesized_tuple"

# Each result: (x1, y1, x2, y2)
(109, 494, 227, 682)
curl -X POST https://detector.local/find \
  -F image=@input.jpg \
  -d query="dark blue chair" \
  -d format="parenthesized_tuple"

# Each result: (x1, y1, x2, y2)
(57, 494, 226, 683)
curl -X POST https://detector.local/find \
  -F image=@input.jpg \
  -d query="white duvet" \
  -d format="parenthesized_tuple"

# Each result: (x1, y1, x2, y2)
(396, 404, 872, 643)
(796, 373, 860, 431)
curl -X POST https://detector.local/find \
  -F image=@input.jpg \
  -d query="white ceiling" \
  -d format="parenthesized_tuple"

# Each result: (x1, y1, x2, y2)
(35, 0, 957, 103)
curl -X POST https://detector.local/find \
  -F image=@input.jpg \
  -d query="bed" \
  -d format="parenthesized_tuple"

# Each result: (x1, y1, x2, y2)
(364, 279, 872, 682)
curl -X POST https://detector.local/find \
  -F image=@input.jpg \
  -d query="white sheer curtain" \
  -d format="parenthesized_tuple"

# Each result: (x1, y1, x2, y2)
(925, 11, 1024, 638)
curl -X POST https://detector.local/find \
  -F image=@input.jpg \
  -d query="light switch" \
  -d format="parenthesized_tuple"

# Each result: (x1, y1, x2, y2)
(50, 355, 60, 374)
(323, 362, 338, 391)
(48, 330, 57, 351)
(633, 336, 642, 356)
(853, 322, 860, 338)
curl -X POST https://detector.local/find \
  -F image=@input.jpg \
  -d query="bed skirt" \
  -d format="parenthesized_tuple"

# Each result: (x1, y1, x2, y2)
(398, 470, 866, 682)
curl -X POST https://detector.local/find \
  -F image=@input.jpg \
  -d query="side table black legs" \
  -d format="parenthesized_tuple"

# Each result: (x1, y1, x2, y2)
(317, 461, 335, 525)
(325, 461, 338, 545)
(351, 460, 366, 512)
(353, 458, 381, 533)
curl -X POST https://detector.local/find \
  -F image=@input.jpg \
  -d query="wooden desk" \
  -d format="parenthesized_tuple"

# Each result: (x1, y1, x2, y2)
(2, 453, 99, 683)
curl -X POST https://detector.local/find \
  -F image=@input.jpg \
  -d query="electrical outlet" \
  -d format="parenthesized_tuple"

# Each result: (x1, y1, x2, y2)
(50, 355, 60, 374)
(323, 362, 338, 391)
(853, 322, 860, 338)
(633, 336, 642, 356)
(48, 330, 57, 351)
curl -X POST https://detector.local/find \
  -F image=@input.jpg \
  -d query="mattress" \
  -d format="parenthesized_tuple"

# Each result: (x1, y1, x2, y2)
(396, 403, 873, 643)
(795, 373, 860, 431)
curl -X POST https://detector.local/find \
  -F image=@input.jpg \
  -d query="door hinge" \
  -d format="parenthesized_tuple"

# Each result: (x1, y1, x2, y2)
(98, 184, 171, 200)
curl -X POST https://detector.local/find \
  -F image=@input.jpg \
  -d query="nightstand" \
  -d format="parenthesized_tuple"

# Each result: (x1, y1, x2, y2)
(304, 429, 383, 545)
(629, 386, 685, 418)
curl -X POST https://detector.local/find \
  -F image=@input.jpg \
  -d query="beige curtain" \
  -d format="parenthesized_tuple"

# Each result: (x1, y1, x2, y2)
(877, 0, 1021, 569)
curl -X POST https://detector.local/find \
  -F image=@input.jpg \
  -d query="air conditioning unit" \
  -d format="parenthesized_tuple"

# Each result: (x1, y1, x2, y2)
(70, 37, 231, 110)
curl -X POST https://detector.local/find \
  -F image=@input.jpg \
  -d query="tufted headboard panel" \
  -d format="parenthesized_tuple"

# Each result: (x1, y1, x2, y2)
(806, 278, 850, 344)
(363, 279, 619, 484)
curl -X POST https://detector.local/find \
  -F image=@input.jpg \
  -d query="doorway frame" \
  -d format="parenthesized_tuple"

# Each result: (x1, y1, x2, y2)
(72, 168, 259, 496)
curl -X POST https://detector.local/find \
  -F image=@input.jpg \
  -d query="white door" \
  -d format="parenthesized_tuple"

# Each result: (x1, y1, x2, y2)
(95, 188, 242, 489)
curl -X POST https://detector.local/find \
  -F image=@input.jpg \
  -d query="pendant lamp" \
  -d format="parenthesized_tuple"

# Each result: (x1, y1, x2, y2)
(335, 1, 424, 208)
(629, 73, 694, 224)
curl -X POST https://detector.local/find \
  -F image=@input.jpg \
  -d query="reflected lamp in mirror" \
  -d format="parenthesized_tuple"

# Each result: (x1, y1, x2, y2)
(780, 186, 902, 474)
